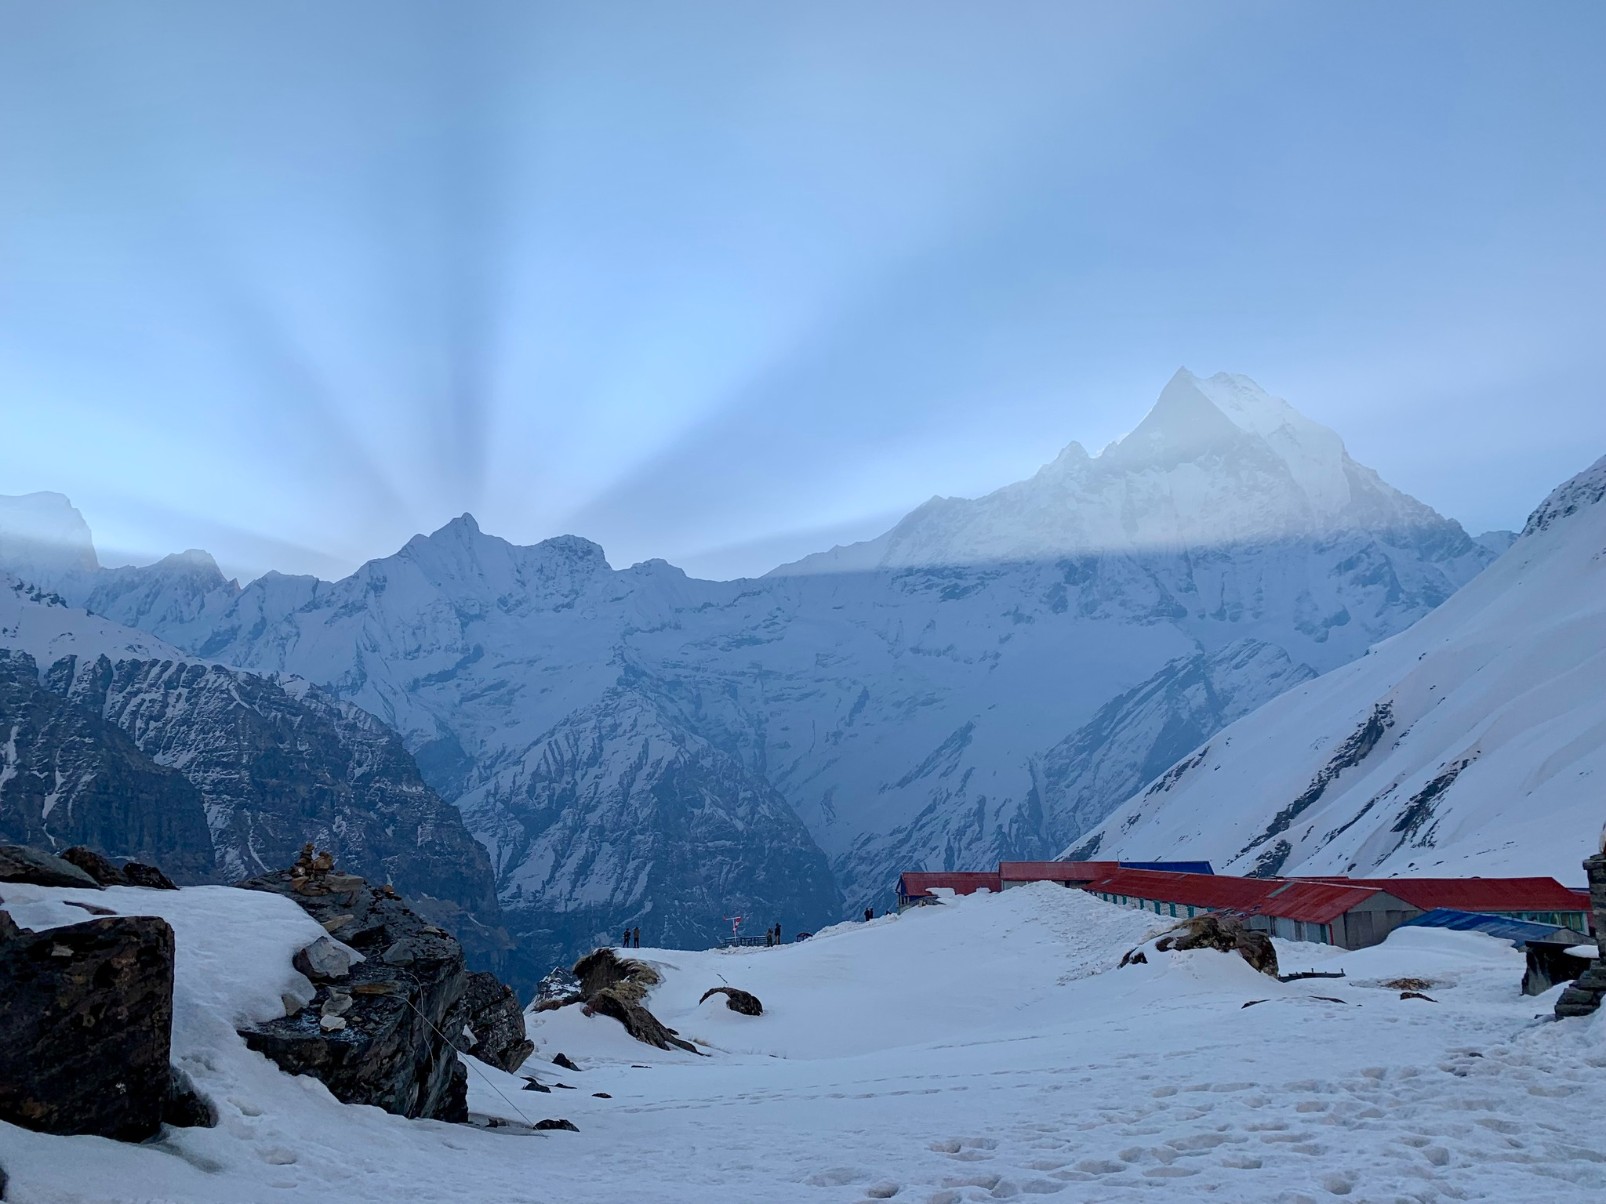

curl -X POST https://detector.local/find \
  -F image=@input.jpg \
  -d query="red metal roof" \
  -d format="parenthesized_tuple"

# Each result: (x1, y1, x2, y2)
(1086, 869, 1406, 924)
(898, 871, 1001, 899)
(1085, 869, 1279, 913)
(999, 861, 1118, 883)
(1301, 876, 1587, 914)
(1262, 880, 1401, 924)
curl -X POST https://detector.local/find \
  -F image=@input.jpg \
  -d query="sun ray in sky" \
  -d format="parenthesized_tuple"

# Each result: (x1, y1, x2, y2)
(1, 1, 1602, 581)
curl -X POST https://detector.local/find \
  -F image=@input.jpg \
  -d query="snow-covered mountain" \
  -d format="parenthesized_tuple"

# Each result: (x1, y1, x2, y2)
(0, 370, 1504, 969)
(777, 370, 1480, 574)
(0, 492, 99, 593)
(1070, 453, 1606, 881)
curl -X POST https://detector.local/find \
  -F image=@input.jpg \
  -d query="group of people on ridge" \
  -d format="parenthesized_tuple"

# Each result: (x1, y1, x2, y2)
(621, 926, 641, 949)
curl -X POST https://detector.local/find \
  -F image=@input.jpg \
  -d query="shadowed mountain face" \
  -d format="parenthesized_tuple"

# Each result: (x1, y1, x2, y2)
(1, 372, 1500, 969)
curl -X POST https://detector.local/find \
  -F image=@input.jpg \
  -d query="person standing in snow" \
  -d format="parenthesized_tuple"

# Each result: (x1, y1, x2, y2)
(621, 928, 630, 948)
(863, 907, 874, 922)
(633, 926, 641, 949)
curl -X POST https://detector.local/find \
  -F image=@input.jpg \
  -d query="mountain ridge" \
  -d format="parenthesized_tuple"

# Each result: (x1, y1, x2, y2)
(1, 371, 1514, 970)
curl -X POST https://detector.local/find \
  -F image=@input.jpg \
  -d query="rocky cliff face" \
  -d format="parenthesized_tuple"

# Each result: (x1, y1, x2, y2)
(0, 649, 216, 881)
(460, 684, 842, 963)
(0, 582, 512, 979)
(40, 652, 511, 977)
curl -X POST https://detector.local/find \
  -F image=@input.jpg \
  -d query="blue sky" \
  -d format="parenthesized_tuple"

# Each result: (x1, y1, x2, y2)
(1, 1, 1602, 581)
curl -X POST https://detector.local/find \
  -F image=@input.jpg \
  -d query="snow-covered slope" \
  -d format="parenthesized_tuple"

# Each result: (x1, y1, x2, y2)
(0, 372, 1499, 969)
(1072, 453, 1606, 881)
(4, 881, 1604, 1203)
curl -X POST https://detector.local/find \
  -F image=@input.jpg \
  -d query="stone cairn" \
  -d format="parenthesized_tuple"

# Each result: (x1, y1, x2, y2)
(1555, 849, 1606, 1019)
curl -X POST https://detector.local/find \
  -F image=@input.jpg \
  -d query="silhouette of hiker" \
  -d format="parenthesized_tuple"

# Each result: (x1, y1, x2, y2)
(622, 928, 629, 948)
(864, 907, 874, 922)
(632, 926, 641, 949)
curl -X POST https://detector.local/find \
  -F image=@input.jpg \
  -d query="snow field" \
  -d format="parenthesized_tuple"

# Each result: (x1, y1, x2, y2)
(3, 882, 1605, 1202)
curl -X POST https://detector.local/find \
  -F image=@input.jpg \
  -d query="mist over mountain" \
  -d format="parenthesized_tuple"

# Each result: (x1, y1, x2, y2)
(1, 371, 1505, 972)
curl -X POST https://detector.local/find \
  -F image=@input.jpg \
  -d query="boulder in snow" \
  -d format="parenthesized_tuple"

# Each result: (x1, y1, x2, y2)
(1555, 852, 1606, 1020)
(58, 846, 180, 890)
(0, 908, 194, 1140)
(122, 861, 178, 890)
(699, 986, 764, 1016)
(1152, 914, 1279, 977)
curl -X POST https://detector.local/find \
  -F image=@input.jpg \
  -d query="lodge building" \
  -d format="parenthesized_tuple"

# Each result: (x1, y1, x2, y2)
(895, 858, 1593, 952)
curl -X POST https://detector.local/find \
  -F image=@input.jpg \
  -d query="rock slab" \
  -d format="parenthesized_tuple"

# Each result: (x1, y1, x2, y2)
(457, 970, 534, 1073)
(0, 845, 101, 890)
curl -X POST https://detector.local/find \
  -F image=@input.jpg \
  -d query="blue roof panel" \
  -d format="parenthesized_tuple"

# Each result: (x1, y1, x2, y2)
(1119, 860, 1215, 876)
(1401, 907, 1581, 946)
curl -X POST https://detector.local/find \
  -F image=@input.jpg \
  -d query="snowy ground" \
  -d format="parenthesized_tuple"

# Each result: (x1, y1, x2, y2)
(3, 882, 1605, 1203)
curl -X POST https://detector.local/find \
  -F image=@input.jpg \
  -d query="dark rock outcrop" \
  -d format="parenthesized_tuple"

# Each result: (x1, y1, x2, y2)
(534, 965, 582, 1008)
(237, 857, 474, 1121)
(585, 988, 698, 1053)
(1152, 914, 1280, 977)
(1555, 852, 1606, 1019)
(60, 846, 127, 885)
(59, 846, 178, 890)
(0, 610, 515, 977)
(570, 946, 700, 1053)
(0, 909, 196, 1141)
(573, 947, 656, 1002)
(0, 845, 101, 890)
(458, 970, 534, 1073)
(699, 986, 763, 1016)
(123, 861, 178, 890)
